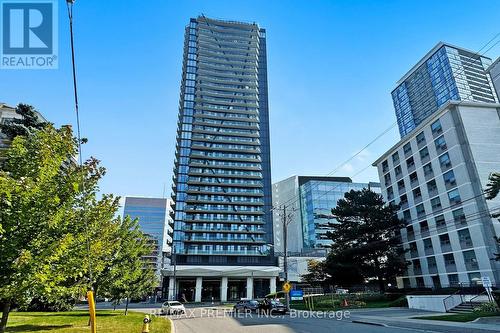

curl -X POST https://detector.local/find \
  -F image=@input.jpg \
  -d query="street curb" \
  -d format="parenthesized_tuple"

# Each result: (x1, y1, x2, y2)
(168, 317, 176, 333)
(351, 320, 387, 327)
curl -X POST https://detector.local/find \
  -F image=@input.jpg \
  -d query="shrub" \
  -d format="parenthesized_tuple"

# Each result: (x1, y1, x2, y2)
(388, 296, 408, 307)
(473, 302, 499, 313)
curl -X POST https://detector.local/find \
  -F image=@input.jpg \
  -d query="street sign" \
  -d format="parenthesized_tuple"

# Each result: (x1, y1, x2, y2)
(283, 281, 292, 293)
(290, 290, 303, 301)
(481, 276, 492, 288)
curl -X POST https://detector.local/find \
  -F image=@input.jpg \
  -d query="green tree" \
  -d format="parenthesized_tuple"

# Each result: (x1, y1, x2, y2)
(300, 260, 329, 286)
(323, 252, 364, 287)
(485, 173, 500, 261)
(0, 124, 153, 331)
(101, 216, 158, 315)
(0, 125, 83, 331)
(0, 104, 48, 141)
(325, 189, 409, 291)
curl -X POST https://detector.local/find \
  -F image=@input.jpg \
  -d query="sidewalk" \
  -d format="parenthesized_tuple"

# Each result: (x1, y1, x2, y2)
(348, 308, 500, 332)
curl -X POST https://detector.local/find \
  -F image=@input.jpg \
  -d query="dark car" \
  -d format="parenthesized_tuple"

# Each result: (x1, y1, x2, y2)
(233, 300, 259, 312)
(259, 299, 287, 314)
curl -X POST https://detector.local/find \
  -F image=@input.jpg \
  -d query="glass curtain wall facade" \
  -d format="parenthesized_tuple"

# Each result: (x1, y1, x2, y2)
(299, 178, 381, 249)
(171, 16, 273, 266)
(123, 197, 168, 278)
(393, 43, 498, 138)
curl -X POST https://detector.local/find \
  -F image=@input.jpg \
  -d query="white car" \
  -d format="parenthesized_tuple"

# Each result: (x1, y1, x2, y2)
(161, 301, 186, 315)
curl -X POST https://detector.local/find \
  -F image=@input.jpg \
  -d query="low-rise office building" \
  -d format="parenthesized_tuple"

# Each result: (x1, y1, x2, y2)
(123, 197, 172, 283)
(373, 101, 500, 288)
(272, 176, 380, 282)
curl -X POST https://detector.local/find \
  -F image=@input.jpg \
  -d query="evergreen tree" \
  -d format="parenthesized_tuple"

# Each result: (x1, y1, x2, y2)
(325, 189, 409, 291)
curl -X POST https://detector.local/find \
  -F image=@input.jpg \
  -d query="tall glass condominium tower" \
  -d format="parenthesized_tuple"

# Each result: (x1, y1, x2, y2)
(392, 42, 498, 138)
(167, 16, 277, 302)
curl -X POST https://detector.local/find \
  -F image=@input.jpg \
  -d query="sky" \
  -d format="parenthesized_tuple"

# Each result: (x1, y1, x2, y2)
(1, 0, 499, 199)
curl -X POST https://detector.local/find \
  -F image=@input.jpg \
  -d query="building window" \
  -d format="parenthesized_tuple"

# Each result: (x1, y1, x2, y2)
(420, 220, 429, 234)
(434, 135, 447, 152)
(443, 170, 457, 188)
(452, 208, 466, 225)
(403, 142, 412, 156)
(384, 173, 392, 186)
(392, 152, 400, 165)
(448, 189, 461, 206)
(444, 253, 456, 266)
(435, 214, 446, 230)
(382, 160, 389, 173)
(431, 119, 442, 135)
(406, 156, 415, 170)
(419, 147, 430, 161)
(397, 179, 406, 192)
(440, 234, 452, 254)
(423, 163, 433, 177)
(413, 187, 422, 201)
(409, 172, 418, 185)
(463, 250, 478, 271)
(416, 132, 426, 146)
(423, 238, 433, 252)
(395, 165, 402, 177)
(427, 179, 437, 196)
(403, 209, 412, 223)
(448, 274, 459, 286)
(387, 186, 394, 200)
(458, 229, 473, 248)
(439, 152, 451, 170)
(431, 197, 442, 211)
(416, 203, 425, 217)
(406, 225, 415, 240)
(400, 194, 408, 207)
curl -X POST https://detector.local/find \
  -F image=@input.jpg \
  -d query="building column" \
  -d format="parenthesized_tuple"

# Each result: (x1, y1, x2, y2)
(269, 277, 276, 294)
(220, 277, 228, 303)
(168, 277, 175, 300)
(246, 276, 254, 299)
(195, 277, 203, 302)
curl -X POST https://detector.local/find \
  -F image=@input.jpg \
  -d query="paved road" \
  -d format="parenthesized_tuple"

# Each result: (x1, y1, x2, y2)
(166, 307, 500, 333)
(84, 303, 500, 333)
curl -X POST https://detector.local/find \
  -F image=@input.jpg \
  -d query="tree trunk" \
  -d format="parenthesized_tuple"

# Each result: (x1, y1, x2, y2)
(124, 298, 129, 316)
(378, 276, 386, 292)
(0, 300, 12, 333)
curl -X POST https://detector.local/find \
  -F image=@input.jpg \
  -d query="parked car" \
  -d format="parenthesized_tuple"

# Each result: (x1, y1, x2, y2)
(268, 300, 287, 314)
(258, 299, 287, 314)
(233, 300, 260, 312)
(161, 301, 186, 315)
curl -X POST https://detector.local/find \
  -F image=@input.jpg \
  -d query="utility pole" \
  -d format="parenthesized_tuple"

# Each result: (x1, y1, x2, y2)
(282, 205, 289, 310)
(172, 245, 177, 301)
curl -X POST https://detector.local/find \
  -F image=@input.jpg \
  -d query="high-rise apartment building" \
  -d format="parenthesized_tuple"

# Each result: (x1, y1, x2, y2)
(392, 42, 498, 138)
(272, 176, 381, 253)
(374, 43, 500, 289)
(123, 197, 171, 282)
(166, 16, 278, 302)
(487, 57, 500, 100)
(374, 101, 500, 289)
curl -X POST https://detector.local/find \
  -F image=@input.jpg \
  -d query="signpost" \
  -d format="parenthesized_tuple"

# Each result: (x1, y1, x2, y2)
(283, 281, 292, 293)
(290, 290, 304, 301)
(481, 276, 493, 302)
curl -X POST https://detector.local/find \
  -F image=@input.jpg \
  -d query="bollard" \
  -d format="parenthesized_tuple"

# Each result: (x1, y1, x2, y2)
(142, 315, 151, 333)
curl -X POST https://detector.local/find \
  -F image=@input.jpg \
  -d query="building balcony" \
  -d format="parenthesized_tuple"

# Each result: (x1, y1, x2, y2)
(186, 187, 264, 197)
(183, 236, 266, 244)
(185, 207, 264, 215)
(183, 226, 265, 233)
(184, 217, 265, 224)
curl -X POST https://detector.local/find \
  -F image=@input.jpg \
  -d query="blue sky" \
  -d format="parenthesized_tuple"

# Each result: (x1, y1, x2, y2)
(1, 0, 499, 199)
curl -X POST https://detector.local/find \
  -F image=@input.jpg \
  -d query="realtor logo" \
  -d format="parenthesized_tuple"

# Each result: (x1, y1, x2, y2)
(1, 0, 58, 69)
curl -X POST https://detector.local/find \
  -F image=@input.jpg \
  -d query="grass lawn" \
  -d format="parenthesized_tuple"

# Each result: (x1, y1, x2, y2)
(6, 310, 171, 333)
(289, 295, 403, 311)
(413, 311, 500, 322)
